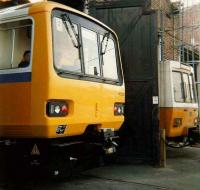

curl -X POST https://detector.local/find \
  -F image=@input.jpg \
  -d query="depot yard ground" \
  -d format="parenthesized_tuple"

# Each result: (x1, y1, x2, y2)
(0, 147, 199, 190)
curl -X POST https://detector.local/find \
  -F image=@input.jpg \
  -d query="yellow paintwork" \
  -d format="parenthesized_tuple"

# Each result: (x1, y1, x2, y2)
(0, 2, 125, 138)
(160, 107, 198, 137)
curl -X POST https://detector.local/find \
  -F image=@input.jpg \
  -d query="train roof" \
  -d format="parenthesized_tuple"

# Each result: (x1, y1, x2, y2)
(165, 60, 194, 73)
(0, 1, 117, 37)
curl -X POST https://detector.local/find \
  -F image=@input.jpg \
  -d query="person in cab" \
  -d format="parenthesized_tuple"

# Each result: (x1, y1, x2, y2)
(18, 50, 31, 68)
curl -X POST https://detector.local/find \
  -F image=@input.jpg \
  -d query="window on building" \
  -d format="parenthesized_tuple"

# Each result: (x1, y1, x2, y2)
(182, 47, 200, 64)
(0, 19, 32, 70)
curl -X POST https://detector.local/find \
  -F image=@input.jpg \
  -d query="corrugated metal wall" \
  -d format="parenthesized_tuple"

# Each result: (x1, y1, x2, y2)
(89, 0, 160, 164)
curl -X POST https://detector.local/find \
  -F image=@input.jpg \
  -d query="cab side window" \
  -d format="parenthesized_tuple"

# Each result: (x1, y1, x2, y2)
(0, 19, 32, 70)
(0, 29, 12, 69)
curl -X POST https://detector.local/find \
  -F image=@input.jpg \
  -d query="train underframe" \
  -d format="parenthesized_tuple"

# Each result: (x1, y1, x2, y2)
(0, 128, 118, 177)
(166, 126, 200, 148)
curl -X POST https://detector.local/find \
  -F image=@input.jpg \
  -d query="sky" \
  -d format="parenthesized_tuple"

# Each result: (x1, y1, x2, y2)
(171, 0, 200, 7)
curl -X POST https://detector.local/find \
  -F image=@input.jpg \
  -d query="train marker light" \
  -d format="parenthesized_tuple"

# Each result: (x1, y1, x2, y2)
(114, 103, 124, 116)
(173, 118, 182, 127)
(194, 118, 198, 125)
(61, 105, 68, 114)
(47, 101, 68, 117)
(54, 105, 60, 114)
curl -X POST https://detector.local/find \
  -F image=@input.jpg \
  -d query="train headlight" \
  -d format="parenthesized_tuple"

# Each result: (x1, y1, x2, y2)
(54, 106, 61, 114)
(173, 118, 182, 127)
(194, 118, 198, 125)
(114, 103, 124, 116)
(47, 100, 68, 117)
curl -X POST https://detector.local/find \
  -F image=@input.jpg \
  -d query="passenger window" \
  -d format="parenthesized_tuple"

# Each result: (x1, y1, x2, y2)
(172, 72, 184, 102)
(0, 19, 32, 70)
(100, 35, 118, 80)
(81, 27, 100, 76)
(182, 73, 191, 103)
(53, 17, 81, 73)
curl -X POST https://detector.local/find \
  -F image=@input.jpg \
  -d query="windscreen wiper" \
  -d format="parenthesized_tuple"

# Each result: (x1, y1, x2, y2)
(61, 14, 81, 48)
(101, 32, 111, 55)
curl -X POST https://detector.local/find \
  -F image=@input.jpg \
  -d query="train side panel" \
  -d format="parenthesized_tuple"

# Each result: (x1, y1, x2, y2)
(0, 83, 31, 137)
(160, 107, 198, 137)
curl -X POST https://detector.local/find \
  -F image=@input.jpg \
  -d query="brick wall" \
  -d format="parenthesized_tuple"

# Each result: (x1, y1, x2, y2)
(151, 0, 200, 62)
(151, 0, 180, 61)
(183, 5, 200, 53)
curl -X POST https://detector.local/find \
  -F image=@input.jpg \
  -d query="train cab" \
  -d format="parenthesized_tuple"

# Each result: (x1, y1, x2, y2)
(160, 60, 198, 142)
(0, 1, 125, 173)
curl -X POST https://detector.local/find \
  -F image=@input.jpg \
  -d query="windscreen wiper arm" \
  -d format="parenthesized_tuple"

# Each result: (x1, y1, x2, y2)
(61, 14, 81, 48)
(101, 32, 110, 55)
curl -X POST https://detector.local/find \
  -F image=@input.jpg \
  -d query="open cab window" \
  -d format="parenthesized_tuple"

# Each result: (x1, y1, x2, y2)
(0, 19, 32, 70)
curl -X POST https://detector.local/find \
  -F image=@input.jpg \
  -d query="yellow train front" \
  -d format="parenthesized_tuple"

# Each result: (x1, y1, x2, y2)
(0, 2, 125, 174)
(160, 60, 199, 145)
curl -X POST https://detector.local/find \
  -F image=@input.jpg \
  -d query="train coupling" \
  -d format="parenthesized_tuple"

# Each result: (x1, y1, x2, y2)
(101, 128, 119, 155)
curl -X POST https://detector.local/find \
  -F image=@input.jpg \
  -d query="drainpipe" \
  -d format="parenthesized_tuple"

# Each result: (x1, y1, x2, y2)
(83, 0, 89, 14)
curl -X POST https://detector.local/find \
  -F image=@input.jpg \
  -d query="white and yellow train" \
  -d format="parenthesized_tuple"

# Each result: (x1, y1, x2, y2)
(160, 60, 199, 144)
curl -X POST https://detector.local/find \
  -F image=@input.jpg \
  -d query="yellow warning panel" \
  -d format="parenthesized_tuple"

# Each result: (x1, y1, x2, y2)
(31, 144, 40, 155)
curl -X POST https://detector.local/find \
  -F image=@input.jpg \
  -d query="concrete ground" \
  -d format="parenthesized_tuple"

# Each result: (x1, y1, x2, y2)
(84, 147, 200, 190)
(0, 147, 200, 190)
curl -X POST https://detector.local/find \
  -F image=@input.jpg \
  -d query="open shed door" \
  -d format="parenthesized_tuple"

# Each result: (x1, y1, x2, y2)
(89, 0, 160, 164)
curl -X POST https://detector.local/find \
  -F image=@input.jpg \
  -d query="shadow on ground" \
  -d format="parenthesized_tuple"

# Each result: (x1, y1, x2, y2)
(0, 147, 200, 190)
